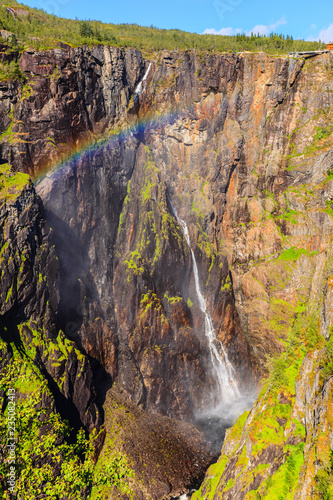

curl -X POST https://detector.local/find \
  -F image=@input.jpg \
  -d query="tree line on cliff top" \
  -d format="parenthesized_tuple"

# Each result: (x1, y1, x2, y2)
(0, 0, 326, 55)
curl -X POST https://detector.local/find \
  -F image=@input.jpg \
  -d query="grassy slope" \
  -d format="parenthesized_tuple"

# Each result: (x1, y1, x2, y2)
(192, 311, 318, 499)
(0, 0, 326, 55)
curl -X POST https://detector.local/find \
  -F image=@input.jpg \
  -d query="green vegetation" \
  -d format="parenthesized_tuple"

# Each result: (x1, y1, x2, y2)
(90, 453, 134, 499)
(322, 331, 333, 378)
(302, 123, 333, 157)
(284, 107, 333, 166)
(134, 291, 169, 334)
(197, 227, 216, 277)
(187, 298, 193, 308)
(253, 442, 305, 500)
(0, 336, 134, 499)
(0, 163, 30, 202)
(191, 199, 205, 220)
(0, 34, 24, 81)
(0, 111, 15, 143)
(163, 292, 183, 305)
(141, 179, 156, 203)
(0, 0, 326, 56)
(313, 124, 333, 142)
(266, 310, 323, 392)
(276, 207, 299, 224)
(315, 451, 333, 499)
(119, 147, 186, 283)
(0, 163, 136, 498)
(0, 58, 24, 81)
(193, 308, 323, 499)
(124, 249, 144, 280)
(221, 274, 231, 292)
(276, 246, 317, 262)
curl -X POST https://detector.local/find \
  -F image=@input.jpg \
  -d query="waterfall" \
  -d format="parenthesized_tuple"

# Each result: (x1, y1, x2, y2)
(135, 62, 152, 95)
(171, 203, 240, 405)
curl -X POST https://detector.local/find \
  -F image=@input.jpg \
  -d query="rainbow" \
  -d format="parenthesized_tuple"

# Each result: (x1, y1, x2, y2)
(32, 105, 190, 185)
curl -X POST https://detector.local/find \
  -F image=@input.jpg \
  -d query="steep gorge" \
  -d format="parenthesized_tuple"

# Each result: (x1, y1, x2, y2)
(1, 44, 333, 498)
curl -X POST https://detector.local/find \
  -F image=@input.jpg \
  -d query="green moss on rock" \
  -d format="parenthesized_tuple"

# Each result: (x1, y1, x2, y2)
(0, 164, 30, 202)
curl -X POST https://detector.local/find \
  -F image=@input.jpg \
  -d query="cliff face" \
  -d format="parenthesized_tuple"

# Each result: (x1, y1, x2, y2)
(36, 50, 333, 414)
(1, 43, 333, 499)
(0, 45, 144, 174)
(193, 323, 333, 499)
(0, 165, 101, 430)
(0, 164, 216, 500)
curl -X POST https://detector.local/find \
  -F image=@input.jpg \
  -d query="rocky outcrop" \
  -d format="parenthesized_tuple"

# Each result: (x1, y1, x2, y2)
(0, 45, 145, 175)
(0, 164, 216, 498)
(96, 388, 216, 499)
(193, 314, 333, 499)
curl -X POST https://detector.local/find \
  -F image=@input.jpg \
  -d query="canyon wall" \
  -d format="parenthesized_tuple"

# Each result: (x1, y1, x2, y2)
(1, 44, 333, 498)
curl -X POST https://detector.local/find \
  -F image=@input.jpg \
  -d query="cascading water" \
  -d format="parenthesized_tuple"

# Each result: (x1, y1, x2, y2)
(176, 216, 240, 404)
(135, 62, 152, 95)
(169, 196, 255, 452)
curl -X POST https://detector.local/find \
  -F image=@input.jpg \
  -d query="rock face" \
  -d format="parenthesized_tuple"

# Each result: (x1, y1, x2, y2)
(97, 388, 216, 500)
(2, 43, 333, 498)
(0, 45, 144, 175)
(0, 164, 216, 499)
(0, 165, 100, 431)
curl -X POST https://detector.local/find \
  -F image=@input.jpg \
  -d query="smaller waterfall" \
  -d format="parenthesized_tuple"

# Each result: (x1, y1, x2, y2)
(176, 214, 240, 404)
(135, 62, 152, 95)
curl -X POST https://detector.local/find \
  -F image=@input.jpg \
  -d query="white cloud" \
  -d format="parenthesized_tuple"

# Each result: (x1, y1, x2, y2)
(318, 24, 333, 43)
(246, 17, 287, 36)
(203, 17, 287, 37)
(307, 23, 333, 42)
(203, 27, 242, 36)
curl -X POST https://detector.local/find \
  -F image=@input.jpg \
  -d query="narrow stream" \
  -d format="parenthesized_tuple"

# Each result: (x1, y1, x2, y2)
(135, 62, 152, 95)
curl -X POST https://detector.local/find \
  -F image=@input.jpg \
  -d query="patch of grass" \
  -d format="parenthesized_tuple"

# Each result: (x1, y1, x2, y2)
(0, 59, 24, 81)
(194, 307, 322, 500)
(124, 250, 144, 281)
(313, 124, 333, 142)
(315, 451, 333, 500)
(257, 443, 305, 499)
(0, 164, 30, 202)
(191, 456, 229, 500)
(163, 293, 182, 305)
(276, 246, 317, 262)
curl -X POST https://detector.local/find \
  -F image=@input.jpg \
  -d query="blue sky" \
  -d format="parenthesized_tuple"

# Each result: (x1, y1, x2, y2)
(22, 0, 333, 42)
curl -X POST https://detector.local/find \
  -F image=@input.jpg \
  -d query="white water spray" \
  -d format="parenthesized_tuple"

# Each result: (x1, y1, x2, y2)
(135, 62, 152, 95)
(172, 206, 240, 405)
